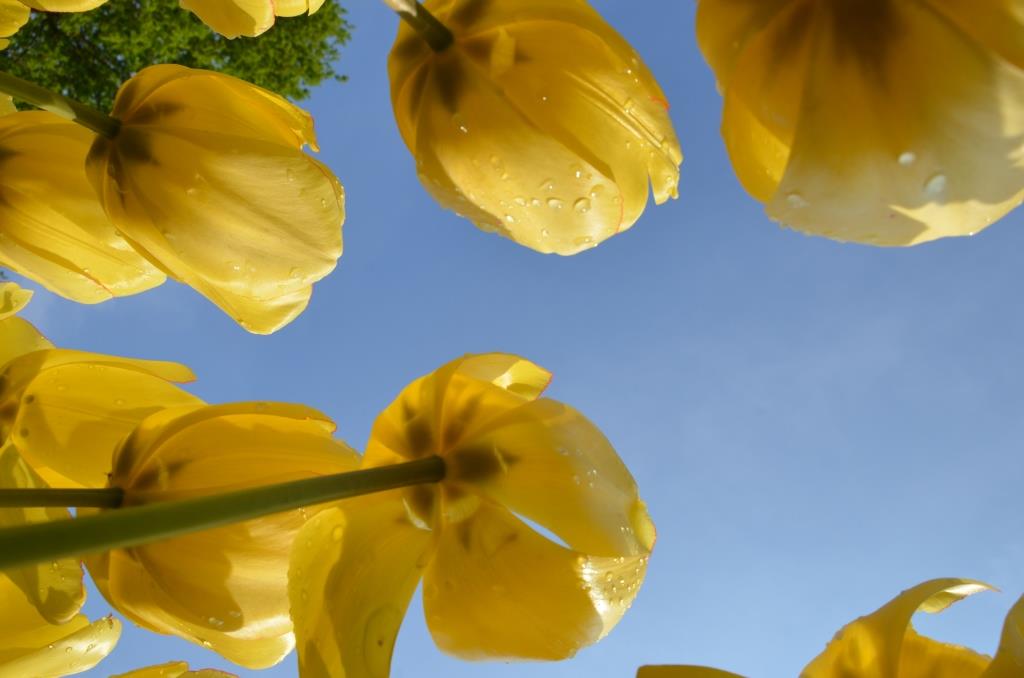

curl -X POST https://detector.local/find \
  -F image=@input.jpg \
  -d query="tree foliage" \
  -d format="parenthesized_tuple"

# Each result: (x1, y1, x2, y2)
(0, 1, 351, 111)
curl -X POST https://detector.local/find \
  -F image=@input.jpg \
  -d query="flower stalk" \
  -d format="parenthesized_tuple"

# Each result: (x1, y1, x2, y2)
(0, 70, 120, 138)
(0, 456, 445, 571)
(381, 0, 453, 51)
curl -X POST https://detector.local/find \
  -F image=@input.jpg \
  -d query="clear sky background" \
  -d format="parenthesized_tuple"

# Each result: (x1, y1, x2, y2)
(16, 1, 1024, 676)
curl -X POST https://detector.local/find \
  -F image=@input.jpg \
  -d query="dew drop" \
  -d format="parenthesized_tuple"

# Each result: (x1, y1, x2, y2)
(573, 198, 592, 213)
(540, 228, 550, 238)
(785, 191, 809, 209)
(924, 173, 947, 197)
(898, 151, 916, 166)
(504, 214, 516, 224)
(547, 198, 564, 210)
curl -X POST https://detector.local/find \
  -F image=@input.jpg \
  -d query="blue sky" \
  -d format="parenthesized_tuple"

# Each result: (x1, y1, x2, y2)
(16, 0, 1024, 675)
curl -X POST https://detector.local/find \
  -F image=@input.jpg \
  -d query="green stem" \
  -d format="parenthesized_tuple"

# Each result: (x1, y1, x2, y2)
(0, 71, 120, 138)
(0, 456, 445, 571)
(387, 0, 454, 52)
(0, 487, 123, 509)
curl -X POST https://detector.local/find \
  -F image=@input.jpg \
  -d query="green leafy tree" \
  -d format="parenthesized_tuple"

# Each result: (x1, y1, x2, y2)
(0, 0, 351, 111)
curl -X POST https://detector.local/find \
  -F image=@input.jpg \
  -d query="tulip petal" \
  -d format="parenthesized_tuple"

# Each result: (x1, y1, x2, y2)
(0, 444, 84, 624)
(109, 401, 347, 496)
(424, 500, 645, 660)
(289, 498, 432, 677)
(695, 0, 795, 90)
(18, 0, 109, 10)
(713, 1, 811, 203)
(450, 353, 552, 401)
(112, 662, 235, 678)
(985, 594, 1024, 677)
(925, 0, 1024, 69)
(801, 578, 993, 678)
(2, 349, 200, 488)
(638, 668, 747, 678)
(89, 526, 295, 669)
(0, 0, 28, 47)
(178, 0, 274, 38)
(0, 112, 166, 303)
(274, 0, 323, 17)
(0, 575, 120, 678)
(484, 17, 682, 207)
(88, 66, 344, 334)
(0, 318, 52, 368)
(453, 395, 654, 557)
(0, 281, 31, 319)
(764, 2, 1024, 245)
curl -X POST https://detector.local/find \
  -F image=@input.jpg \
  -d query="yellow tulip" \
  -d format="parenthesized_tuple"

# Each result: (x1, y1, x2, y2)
(0, 282, 53, 368)
(0, 111, 166, 304)
(637, 579, 1024, 678)
(696, 0, 1024, 245)
(179, 0, 324, 38)
(178, 0, 274, 38)
(112, 661, 235, 677)
(802, 579, 1020, 678)
(290, 354, 655, 676)
(85, 402, 360, 669)
(0, 572, 120, 678)
(0, 347, 201, 488)
(0, 0, 28, 49)
(389, 0, 682, 255)
(17, 0, 109, 10)
(0, 443, 84, 624)
(86, 64, 344, 334)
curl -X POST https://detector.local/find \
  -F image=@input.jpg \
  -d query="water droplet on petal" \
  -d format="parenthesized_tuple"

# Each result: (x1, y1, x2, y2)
(573, 198, 591, 213)
(898, 151, 916, 166)
(924, 173, 947, 197)
(785, 191, 809, 209)
(547, 198, 564, 210)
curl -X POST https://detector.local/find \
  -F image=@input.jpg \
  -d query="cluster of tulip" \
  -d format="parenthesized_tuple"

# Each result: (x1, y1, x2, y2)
(0, 281, 654, 675)
(2, 1, 1022, 334)
(0, 0, 1023, 676)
